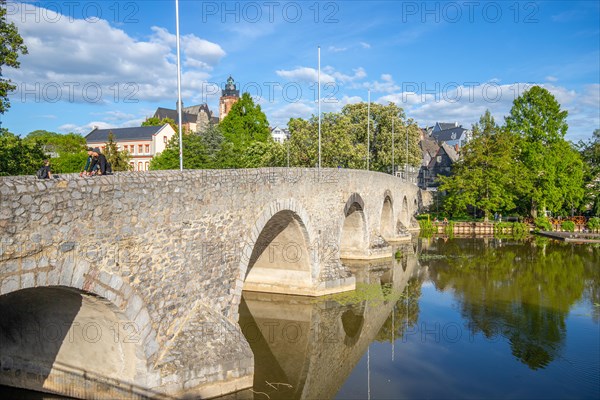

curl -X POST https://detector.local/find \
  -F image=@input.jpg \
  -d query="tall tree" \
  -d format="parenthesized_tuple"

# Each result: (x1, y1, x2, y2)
(287, 113, 366, 168)
(104, 132, 132, 171)
(142, 117, 179, 133)
(1, 0, 28, 114)
(578, 129, 600, 216)
(505, 86, 583, 217)
(150, 133, 209, 170)
(439, 110, 521, 219)
(340, 102, 421, 173)
(200, 124, 225, 168)
(218, 93, 270, 167)
(0, 129, 45, 176)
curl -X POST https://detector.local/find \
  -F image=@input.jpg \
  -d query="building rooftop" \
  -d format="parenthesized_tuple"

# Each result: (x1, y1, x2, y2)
(85, 125, 169, 142)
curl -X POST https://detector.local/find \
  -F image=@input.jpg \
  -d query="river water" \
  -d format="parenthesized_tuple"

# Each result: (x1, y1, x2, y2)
(232, 237, 600, 400)
(2, 237, 599, 399)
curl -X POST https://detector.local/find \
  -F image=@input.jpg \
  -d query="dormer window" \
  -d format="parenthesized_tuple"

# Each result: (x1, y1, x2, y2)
(451, 132, 456, 139)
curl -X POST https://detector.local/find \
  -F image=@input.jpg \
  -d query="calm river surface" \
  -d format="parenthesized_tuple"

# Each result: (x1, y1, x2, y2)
(2, 237, 599, 399)
(232, 237, 600, 400)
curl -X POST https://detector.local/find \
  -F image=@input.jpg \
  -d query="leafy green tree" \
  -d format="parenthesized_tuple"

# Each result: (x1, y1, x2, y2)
(218, 93, 270, 167)
(104, 132, 132, 171)
(24, 130, 86, 155)
(505, 86, 584, 217)
(1, 0, 28, 114)
(0, 129, 45, 175)
(22, 130, 88, 173)
(578, 129, 600, 216)
(340, 102, 421, 172)
(287, 113, 366, 168)
(52, 152, 88, 174)
(237, 140, 286, 168)
(439, 111, 523, 219)
(149, 133, 209, 170)
(142, 117, 179, 133)
(200, 124, 225, 168)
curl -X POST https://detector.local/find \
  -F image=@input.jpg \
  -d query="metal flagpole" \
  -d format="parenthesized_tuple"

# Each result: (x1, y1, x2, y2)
(318, 46, 321, 171)
(392, 117, 395, 176)
(367, 90, 370, 171)
(175, 0, 184, 171)
(406, 125, 409, 180)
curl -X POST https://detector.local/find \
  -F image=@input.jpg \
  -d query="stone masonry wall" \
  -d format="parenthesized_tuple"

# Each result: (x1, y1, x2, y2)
(0, 168, 424, 397)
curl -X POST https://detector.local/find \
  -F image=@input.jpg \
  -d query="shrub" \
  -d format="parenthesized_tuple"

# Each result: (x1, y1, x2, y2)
(512, 222, 528, 237)
(534, 216, 552, 232)
(443, 221, 454, 236)
(588, 217, 600, 233)
(419, 219, 435, 236)
(561, 220, 575, 232)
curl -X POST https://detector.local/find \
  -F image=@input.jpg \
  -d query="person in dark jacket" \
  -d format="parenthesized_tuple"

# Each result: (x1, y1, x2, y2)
(80, 147, 98, 176)
(37, 159, 53, 179)
(88, 148, 112, 175)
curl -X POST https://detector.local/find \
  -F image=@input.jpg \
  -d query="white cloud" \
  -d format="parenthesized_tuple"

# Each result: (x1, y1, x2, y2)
(360, 42, 371, 49)
(374, 81, 597, 141)
(276, 66, 366, 85)
(276, 67, 336, 83)
(328, 46, 348, 53)
(546, 75, 559, 82)
(6, 4, 225, 104)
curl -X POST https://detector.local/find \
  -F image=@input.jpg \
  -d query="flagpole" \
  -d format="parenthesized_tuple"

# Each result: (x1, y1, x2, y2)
(367, 89, 370, 171)
(175, 0, 184, 171)
(318, 46, 321, 171)
(392, 117, 395, 176)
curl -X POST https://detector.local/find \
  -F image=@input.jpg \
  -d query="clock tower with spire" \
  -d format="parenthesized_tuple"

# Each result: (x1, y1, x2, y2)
(219, 76, 240, 121)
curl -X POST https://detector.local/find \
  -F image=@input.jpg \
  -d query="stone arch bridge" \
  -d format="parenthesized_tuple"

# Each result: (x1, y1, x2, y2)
(0, 168, 426, 399)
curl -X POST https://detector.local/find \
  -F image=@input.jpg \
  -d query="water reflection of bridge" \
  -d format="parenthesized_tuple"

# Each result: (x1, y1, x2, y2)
(237, 241, 421, 400)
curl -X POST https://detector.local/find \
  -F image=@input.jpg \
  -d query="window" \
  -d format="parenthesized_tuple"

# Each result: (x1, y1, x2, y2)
(138, 145, 143, 153)
(138, 162, 143, 171)
(145, 162, 149, 170)
(436, 156, 442, 163)
(163, 136, 168, 143)
(130, 162, 135, 170)
(145, 144, 150, 153)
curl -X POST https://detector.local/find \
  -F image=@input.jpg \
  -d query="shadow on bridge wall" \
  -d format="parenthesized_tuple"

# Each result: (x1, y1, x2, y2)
(0, 287, 160, 399)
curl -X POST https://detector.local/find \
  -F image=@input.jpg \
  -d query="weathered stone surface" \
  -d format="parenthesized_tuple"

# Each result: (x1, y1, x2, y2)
(0, 168, 427, 399)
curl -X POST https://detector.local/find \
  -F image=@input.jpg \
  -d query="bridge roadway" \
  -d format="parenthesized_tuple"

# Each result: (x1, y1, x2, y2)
(0, 168, 425, 399)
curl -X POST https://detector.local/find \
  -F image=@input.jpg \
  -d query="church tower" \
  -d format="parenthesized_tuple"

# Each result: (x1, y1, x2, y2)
(219, 76, 240, 122)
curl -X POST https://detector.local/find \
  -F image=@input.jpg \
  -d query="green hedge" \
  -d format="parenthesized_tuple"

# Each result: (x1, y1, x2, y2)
(534, 217, 552, 232)
(588, 217, 600, 232)
(561, 220, 575, 232)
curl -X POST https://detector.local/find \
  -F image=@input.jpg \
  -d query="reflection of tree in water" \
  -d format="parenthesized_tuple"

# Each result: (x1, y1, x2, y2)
(375, 278, 422, 343)
(422, 238, 597, 370)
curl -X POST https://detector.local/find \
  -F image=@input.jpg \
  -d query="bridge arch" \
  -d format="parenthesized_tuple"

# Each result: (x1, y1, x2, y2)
(401, 196, 410, 228)
(380, 191, 394, 240)
(340, 193, 369, 258)
(0, 280, 158, 398)
(236, 199, 316, 297)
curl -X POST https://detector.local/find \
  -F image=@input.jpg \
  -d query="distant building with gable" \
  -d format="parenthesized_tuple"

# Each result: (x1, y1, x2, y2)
(152, 103, 218, 134)
(418, 121, 470, 189)
(85, 124, 176, 171)
(429, 122, 471, 150)
(270, 126, 290, 143)
(149, 76, 240, 132)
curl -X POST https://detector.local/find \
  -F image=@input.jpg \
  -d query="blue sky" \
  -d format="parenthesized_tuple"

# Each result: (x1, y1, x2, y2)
(2, 1, 599, 141)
